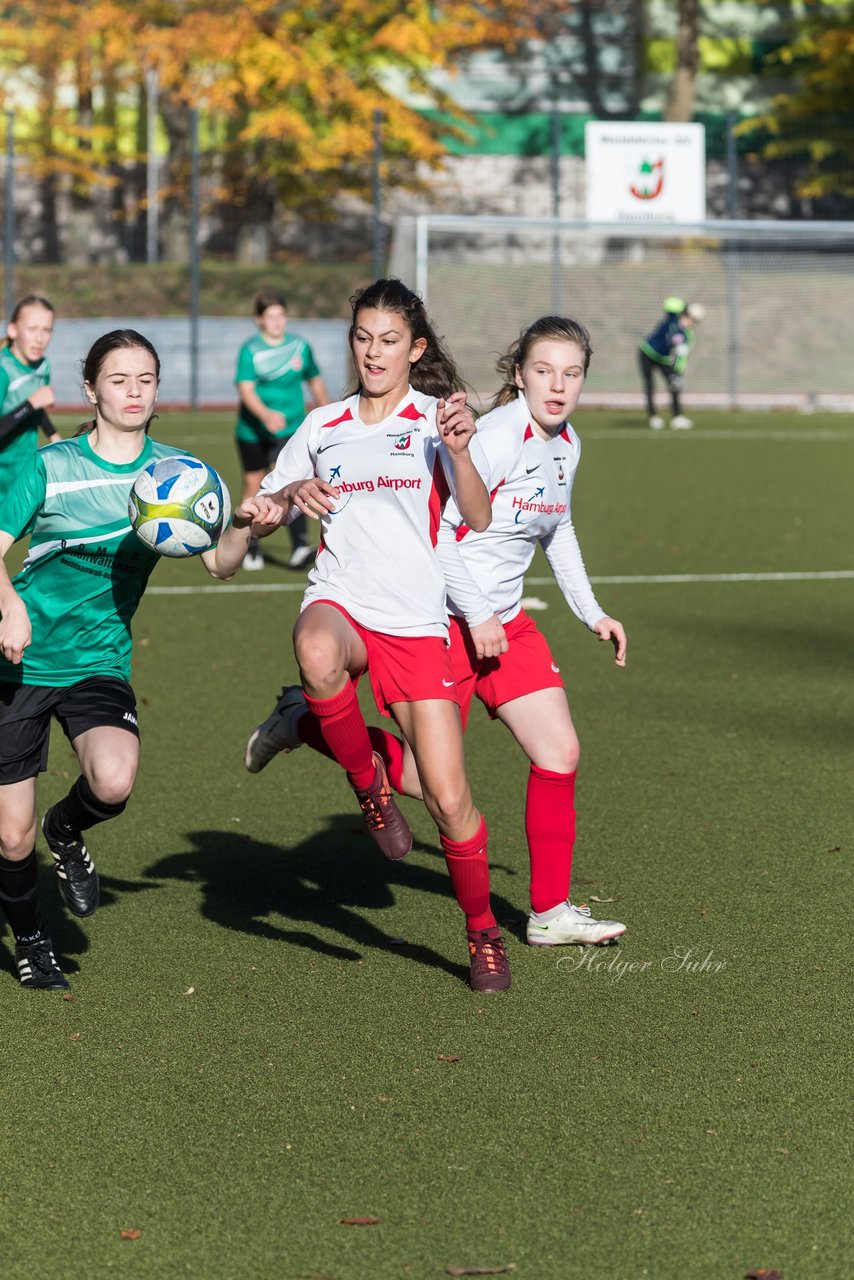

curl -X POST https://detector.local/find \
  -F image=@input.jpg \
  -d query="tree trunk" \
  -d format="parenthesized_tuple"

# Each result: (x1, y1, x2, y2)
(664, 0, 700, 122)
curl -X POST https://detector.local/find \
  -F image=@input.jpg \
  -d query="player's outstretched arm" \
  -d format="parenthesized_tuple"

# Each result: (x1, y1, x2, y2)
(201, 495, 284, 580)
(592, 616, 627, 668)
(0, 530, 32, 663)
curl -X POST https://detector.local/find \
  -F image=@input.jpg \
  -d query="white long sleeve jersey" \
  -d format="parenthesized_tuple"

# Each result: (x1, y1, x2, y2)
(438, 392, 605, 630)
(261, 389, 483, 637)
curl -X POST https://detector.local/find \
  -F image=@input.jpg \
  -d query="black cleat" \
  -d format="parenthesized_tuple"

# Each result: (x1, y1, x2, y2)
(42, 808, 100, 917)
(16, 938, 70, 991)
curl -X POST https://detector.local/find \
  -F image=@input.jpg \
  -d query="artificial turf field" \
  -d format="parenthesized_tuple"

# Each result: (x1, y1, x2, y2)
(2, 409, 851, 1280)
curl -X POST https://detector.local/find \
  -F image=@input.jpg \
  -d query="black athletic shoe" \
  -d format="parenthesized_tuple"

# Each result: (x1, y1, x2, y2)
(15, 938, 70, 991)
(42, 808, 100, 917)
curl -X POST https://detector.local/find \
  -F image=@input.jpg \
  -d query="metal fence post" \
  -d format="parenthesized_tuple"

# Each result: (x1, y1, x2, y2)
(725, 113, 739, 408)
(189, 107, 200, 410)
(5, 110, 14, 321)
(145, 68, 159, 266)
(551, 110, 561, 313)
(372, 110, 383, 281)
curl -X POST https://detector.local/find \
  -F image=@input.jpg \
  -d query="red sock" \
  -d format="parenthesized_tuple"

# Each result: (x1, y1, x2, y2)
(526, 765, 576, 913)
(302, 684, 375, 790)
(440, 817, 496, 932)
(298, 714, 406, 794)
(367, 728, 405, 793)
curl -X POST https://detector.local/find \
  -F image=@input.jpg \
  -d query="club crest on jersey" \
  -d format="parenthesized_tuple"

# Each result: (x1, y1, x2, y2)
(554, 457, 566, 485)
(387, 429, 415, 458)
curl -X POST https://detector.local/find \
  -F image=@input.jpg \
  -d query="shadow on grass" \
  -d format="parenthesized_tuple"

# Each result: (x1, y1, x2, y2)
(143, 816, 518, 985)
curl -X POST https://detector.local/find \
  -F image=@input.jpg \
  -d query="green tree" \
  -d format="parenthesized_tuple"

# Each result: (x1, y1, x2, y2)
(743, 1, 854, 198)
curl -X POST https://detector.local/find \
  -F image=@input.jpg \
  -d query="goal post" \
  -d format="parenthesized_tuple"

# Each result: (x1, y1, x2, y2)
(388, 216, 854, 410)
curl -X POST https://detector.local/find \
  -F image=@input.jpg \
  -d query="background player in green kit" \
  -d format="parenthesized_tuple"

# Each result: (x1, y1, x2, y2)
(0, 329, 281, 991)
(0, 294, 61, 495)
(235, 288, 329, 570)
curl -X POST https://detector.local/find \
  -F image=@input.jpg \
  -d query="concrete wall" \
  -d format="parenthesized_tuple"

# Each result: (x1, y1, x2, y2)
(49, 317, 353, 411)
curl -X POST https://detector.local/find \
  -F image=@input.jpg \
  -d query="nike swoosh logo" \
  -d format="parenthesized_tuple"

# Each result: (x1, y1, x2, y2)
(525, 464, 540, 474)
(442, 678, 455, 687)
(316, 441, 343, 454)
(551, 663, 560, 673)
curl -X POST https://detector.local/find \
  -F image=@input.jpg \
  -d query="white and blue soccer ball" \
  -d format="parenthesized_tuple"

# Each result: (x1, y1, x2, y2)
(129, 455, 231, 557)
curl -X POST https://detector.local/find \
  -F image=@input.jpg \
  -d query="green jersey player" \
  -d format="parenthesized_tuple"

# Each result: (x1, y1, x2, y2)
(0, 294, 61, 495)
(235, 288, 329, 570)
(0, 329, 282, 991)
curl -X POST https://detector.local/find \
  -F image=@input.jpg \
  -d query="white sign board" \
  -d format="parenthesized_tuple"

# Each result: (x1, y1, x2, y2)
(585, 122, 706, 223)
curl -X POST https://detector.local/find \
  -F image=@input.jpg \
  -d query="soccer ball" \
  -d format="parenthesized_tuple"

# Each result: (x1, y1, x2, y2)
(129, 455, 231, 557)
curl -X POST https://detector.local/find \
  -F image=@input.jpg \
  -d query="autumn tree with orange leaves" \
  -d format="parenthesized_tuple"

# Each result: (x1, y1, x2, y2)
(0, 0, 579, 261)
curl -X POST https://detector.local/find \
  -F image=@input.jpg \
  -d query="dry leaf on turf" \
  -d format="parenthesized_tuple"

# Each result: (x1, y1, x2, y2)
(745, 1271, 783, 1279)
(445, 1266, 517, 1276)
(120, 1229, 142, 1241)
(589, 895, 619, 903)
(437, 1054, 461, 1063)
(339, 1217, 381, 1226)
(182, 986, 195, 996)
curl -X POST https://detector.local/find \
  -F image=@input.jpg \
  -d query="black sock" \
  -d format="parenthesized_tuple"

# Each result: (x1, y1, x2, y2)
(290, 511, 308, 551)
(49, 775, 127, 838)
(0, 851, 45, 946)
(248, 536, 259, 554)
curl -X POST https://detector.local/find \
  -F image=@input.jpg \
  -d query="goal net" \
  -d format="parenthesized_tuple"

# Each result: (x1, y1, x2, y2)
(389, 216, 854, 410)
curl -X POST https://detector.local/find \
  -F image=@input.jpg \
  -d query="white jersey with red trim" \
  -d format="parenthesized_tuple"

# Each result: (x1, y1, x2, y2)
(438, 391, 605, 629)
(261, 388, 477, 637)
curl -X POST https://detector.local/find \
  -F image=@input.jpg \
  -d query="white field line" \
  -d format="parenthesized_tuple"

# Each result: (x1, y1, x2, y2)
(146, 569, 854, 596)
(177, 428, 854, 448)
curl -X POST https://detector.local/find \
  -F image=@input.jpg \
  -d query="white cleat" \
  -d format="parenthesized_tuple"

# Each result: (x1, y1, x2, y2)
(288, 544, 316, 569)
(670, 415, 694, 430)
(526, 901, 626, 946)
(242, 547, 265, 571)
(244, 685, 306, 773)
(648, 415, 665, 430)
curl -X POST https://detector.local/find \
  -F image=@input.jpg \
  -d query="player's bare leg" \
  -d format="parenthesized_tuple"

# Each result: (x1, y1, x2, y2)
(497, 688, 625, 946)
(393, 699, 509, 992)
(0, 777, 68, 990)
(295, 604, 412, 859)
(43, 726, 139, 919)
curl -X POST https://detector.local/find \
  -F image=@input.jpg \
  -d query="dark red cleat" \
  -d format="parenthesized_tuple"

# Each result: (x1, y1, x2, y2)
(353, 752, 413, 860)
(467, 926, 511, 993)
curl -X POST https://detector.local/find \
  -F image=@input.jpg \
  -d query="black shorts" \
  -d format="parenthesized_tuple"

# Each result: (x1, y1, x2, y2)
(236, 435, 289, 474)
(0, 677, 139, 785)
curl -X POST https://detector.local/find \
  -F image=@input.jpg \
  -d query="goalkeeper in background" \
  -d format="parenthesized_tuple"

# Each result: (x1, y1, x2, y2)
(639, 297, 705, 429)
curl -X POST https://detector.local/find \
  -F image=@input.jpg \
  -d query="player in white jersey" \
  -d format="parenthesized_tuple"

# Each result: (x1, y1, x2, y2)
(437, 316, 628, 947)
(246, 279, 511, 994)
(248, 317, 629, 953)
(0, 330, 280, 990)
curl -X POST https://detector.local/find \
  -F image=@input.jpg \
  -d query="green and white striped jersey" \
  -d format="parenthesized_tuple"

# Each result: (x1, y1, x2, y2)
(0, 345, 51, 494)
(0, 432, 185, 687)
(235, 332, 321, 443)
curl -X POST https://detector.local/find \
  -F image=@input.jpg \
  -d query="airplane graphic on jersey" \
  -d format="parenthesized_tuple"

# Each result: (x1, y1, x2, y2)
(514, 485, 545, 524)
(330, 465, 342, 480)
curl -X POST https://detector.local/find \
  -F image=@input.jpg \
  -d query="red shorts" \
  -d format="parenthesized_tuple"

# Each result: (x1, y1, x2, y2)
(309, 600, 459, 718)
(448, 609, 565, 727)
